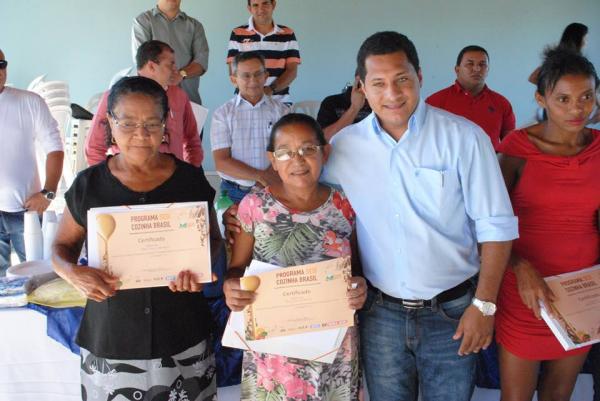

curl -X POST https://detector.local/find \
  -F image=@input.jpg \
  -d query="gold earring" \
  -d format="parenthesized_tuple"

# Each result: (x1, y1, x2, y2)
(162, 135, 166, 143)
(111, 136, 116, 144)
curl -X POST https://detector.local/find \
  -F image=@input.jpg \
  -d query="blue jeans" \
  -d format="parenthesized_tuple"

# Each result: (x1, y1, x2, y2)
(219, 180, 252, 204)
(359, 286, 476, 401)
(0, 211, 26, 276)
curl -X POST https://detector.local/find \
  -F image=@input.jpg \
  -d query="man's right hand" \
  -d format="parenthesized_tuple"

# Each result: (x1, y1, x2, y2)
(223, 204, 241, 244)
(513, 258, 556, 319)
(255, 167, 281, 188)
(350, 77, 366, 110)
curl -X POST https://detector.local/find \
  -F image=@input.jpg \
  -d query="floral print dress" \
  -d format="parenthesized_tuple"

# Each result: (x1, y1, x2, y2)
(237, 186, 361, 401)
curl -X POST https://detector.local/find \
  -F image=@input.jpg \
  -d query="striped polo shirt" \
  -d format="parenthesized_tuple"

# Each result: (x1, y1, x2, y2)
(226, 16, 301, 96)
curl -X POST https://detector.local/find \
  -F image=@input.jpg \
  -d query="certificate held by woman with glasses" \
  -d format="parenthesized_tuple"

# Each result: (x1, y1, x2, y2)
(240, 257, 355, 341)
(87, 202, 212, 290)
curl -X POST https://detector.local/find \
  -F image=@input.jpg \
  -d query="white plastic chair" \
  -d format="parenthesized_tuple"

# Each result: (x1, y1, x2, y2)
(34, 80, 69, 95)
(27, 74, 47, 92)
(190, 102, 209, 131)
(86, 92, 104, 114)
(40, 88, 70, 101)
(69, 118, 91, 173)
(50, 105, 75, 187)
(49, 105, 72, 141)
(45, 97, 71, 109)
(291, 100, 321, 119)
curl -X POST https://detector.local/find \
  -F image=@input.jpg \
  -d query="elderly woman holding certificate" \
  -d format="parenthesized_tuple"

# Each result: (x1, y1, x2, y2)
(495, 48, 600, 401)
(224, 113, 367, 401)
(52, 77, 221, 400)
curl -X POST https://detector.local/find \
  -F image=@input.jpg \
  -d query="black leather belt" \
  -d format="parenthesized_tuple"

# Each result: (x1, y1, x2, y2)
(222, 179, 253, 191)
(373, 279, 472, 309)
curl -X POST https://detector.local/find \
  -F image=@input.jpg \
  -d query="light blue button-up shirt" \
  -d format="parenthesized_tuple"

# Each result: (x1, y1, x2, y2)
(322, 100, 518, 299)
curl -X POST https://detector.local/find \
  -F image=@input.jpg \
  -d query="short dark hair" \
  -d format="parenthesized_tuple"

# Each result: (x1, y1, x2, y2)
(267, 113, 327, 152)
(104, 76, 170, 146)
(456, 45, 489, 66)
(247, 0, 274, 5)
(559, 23, 588, 53)
(536, 46, 599, 96)
(135, 40, 174, 70)
(231, 51, 266, 75)
(356, 31, 420, 81)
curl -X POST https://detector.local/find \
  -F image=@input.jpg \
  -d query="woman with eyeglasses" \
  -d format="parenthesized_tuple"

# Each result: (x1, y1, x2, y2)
(52, 76, 221, 400)
(223, 113, 367, 400)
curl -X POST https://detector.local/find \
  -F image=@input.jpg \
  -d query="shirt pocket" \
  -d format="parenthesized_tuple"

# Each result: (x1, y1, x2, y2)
(410, 167, 450, 220)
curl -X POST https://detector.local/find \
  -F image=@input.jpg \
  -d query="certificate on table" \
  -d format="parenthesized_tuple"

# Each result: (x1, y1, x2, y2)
(241, 257, 354, 340)
(540, 264, 600, 350)
(87, 202, 211, 290)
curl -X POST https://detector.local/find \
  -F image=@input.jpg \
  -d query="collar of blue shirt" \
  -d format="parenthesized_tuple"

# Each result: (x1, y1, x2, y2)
(370, 99, 428, 142)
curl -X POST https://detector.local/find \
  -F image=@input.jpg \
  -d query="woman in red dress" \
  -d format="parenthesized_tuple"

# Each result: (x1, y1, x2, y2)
(495, 47, 600, 401)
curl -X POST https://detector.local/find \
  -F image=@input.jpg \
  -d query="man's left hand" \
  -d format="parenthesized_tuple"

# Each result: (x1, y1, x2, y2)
(453, 304, 494, 356)
(24, 192, 50, 215)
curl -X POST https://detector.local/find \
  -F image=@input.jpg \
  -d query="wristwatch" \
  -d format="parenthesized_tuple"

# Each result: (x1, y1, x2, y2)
(471, 297, 497, 316)
(179, 69, 188, 80)
(40, 189, 56, 200)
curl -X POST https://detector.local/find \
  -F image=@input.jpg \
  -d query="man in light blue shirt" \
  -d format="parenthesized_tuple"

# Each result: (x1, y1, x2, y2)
(322, 31, 518, 401)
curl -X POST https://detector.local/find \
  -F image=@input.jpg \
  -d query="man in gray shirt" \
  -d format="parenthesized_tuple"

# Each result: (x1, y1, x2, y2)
(132, 0, 209, 105)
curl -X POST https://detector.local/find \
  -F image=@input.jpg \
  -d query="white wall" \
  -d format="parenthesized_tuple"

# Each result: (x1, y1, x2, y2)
(1, 0, 599, 170)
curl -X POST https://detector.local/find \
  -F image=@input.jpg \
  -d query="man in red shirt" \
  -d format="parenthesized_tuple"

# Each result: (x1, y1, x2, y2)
(85, 40, 203, 166)
(426, 45, 515, 150)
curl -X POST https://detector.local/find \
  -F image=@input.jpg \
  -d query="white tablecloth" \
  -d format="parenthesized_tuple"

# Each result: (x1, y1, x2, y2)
(0, 308, 80, 401)
(0, 307, 593, 401)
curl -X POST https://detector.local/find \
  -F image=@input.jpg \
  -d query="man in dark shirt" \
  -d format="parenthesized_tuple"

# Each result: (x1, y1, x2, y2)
(317, 76, 371, 141)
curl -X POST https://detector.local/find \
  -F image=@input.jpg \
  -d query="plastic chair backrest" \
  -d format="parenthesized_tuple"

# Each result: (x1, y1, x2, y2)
(27, 74, 47, 92)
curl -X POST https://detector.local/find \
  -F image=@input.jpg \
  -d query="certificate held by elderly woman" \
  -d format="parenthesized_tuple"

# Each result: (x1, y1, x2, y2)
(87, 202, 212, 289)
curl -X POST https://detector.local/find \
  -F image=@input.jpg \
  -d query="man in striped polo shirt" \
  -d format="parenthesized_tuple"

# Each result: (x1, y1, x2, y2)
(226, 0, 301, 103)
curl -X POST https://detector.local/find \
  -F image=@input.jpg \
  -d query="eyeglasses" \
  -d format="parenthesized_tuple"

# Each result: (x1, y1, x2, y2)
(0, 60, 7, 70)
(237, 70, 266, 81)
(111, 115, 165, 134)
(272, 145, 321, 161)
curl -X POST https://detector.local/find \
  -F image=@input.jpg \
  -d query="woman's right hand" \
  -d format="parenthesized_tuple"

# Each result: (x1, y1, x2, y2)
(513, 258, 556, 319)
(223, 277, 255, 311)
(66, 265, 120, 302)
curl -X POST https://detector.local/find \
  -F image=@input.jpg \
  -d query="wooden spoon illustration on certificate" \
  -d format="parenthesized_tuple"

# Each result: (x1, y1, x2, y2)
(96, 214, 116, 275)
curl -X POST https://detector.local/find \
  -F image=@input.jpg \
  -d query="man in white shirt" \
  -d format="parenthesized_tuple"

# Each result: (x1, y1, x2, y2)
(0, 49, 64, 275)
(211, 51, 289, 203)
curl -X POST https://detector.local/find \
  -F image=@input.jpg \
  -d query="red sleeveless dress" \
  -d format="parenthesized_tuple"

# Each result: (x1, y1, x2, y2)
(495, 129, 600, 360)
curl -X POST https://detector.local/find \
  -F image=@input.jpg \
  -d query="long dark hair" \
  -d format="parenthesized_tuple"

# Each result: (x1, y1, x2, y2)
(559, 23, 588, 53)
(536, 46, 598, 97)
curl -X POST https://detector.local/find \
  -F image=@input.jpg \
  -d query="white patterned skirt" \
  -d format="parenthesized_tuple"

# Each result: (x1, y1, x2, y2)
(80, 340, 216, 401)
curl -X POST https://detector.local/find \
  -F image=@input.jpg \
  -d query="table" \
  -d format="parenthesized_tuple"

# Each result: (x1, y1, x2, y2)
(0, 308, 80, 401)
(0, 307, 593, 400)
